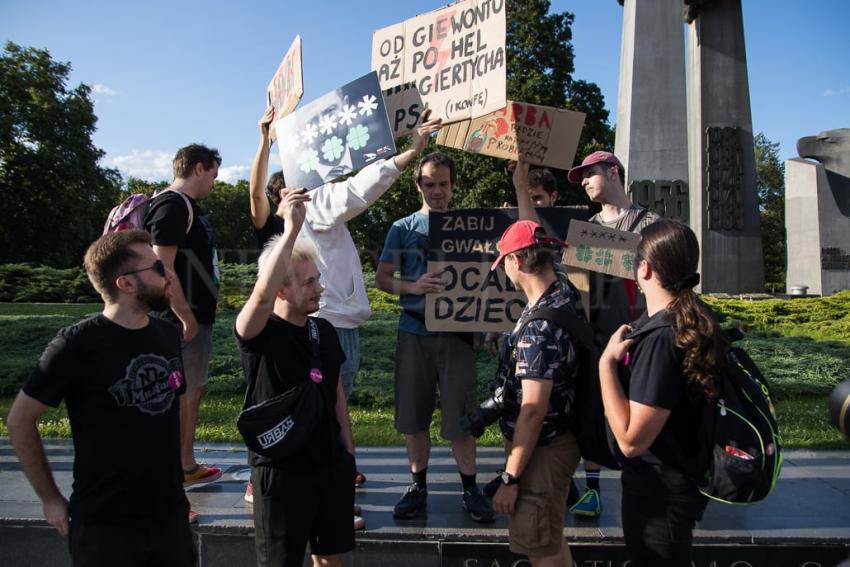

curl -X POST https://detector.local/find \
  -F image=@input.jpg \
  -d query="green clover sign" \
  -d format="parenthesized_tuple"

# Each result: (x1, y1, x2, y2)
(347, 124, 370, 150)
(298, 148, 319, 173)
(322, 136, 344, 161)
(575, 244, 593, 263)
(595, 248, 614, 267)
(621, 253, 634, 272)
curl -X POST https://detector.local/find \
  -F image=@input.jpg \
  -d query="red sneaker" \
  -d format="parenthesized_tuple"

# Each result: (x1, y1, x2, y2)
(183, 464, 222, 486)
(188, 510, 199, 524)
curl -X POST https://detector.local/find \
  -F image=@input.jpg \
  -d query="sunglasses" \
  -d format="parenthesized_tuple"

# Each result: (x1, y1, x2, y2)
(121, 259, 166, 278)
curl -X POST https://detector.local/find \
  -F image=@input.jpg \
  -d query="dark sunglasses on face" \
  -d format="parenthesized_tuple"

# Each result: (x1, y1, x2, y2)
(121, 259, 166, 278)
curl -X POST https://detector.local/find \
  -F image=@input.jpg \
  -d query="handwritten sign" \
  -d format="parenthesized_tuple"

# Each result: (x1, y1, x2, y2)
(562, 220, 641, 280)
(426, 207, 588, 332)
(267, 36, 304, 142)
(436, 100, 585, 169)
(273, 72, 396, 191)
(372, 0, 506, 131)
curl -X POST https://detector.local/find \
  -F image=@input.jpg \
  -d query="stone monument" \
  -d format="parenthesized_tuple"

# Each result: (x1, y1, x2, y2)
(685, 0, 765, 293)
(614, 0, 689, 223)
(786, 129, 850, 296)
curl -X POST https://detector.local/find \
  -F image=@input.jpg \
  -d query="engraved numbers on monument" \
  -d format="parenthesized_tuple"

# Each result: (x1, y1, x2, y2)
(705, 126, 745, 230)
(629, 179, 689, 222)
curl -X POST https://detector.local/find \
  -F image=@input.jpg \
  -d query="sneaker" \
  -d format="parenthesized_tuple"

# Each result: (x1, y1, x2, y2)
(393, 484, 427, 519)
(188, 510, 199, 524)
(354, 471, 367, 487)
(482, 474, 501, 498)
(244, 481, 253, 504)
(353, 515, 366, 531)
(569, 488, 602, 517)
(183, 464, 222, 486)
(462, 486, 495, 523)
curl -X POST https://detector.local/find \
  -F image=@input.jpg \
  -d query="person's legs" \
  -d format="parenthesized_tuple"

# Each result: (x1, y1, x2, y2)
(180, 324, 218, 481)
(252, 465, 315, 567)
(147, 508, 198, 567)
(570, 459, 602, 517)
(69, 522, 148, 567)
(334, 326, 360, 399)
(310, 450, 356, 561)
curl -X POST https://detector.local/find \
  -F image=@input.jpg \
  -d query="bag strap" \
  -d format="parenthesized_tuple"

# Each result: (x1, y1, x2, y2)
(626, 207, 648, 233)
(152, 189, 195, 234)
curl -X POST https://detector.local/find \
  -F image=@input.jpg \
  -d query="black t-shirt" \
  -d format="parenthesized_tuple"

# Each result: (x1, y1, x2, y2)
(254, 211, 285, 251)
(145, 191, 219, 324)
(611, 310, 704, 477)
(236, 315, 345, 469)
(23, 315, 188, 525)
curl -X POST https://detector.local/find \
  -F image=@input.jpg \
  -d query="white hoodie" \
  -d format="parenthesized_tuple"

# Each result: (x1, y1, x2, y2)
(299, 158, 402, 329)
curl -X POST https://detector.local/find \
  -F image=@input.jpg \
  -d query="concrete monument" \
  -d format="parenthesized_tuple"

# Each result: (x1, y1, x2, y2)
(685, 0, 765, 293)
(786, 129, 850, 296)
(615, 0, 689, 223)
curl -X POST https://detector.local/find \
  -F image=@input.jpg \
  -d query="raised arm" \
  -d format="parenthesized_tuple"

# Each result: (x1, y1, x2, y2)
(512, 158, 541, 224)
(249, 107, 275, 229)
(7, 391, 69, 536)
(392, 112, 442, 172)
(236, 189, 310, 340)
(153, 243, 197, 341)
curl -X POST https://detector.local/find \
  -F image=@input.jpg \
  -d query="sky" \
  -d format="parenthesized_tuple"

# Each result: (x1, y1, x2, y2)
(2, 0, 848, 184)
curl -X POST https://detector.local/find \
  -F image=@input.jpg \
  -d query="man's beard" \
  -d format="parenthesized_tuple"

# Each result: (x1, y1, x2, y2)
(136, 281, 171, 312)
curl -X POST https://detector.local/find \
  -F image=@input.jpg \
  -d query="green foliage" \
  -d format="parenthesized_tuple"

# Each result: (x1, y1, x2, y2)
(706, 291, 850, 344)
(205, 180, 257, 260)
(754, 133, 786, 292)
(0, 263, 99, 303)
(0, 42, 122, 267)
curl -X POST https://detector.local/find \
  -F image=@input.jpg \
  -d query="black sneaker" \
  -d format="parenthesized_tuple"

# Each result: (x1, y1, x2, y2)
(393, 483, 427, 518)
(463, 486, 495, 523)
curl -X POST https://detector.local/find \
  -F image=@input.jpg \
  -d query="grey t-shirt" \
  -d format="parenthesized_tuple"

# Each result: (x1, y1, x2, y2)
(587, 205, 658, 341)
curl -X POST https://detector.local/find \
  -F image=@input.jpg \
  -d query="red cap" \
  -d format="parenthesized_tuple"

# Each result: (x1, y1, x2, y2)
(567, 150, 624, 184)
(490, 220, 569, 271)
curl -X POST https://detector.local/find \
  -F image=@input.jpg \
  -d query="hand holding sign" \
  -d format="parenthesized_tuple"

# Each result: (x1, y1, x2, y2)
(259, 106, 275, 141)
(413, 271, 446, 295)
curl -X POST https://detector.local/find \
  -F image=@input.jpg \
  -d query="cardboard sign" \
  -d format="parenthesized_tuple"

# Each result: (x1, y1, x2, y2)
(436, 100, 585, 169)
(372, 0, 507, 132)
(382, 81, 427, 139)
(426, 207, 588, 332)
(267, 36, 304, 142)
(562, 220, 641, 280)
(273, 72, 396, 191)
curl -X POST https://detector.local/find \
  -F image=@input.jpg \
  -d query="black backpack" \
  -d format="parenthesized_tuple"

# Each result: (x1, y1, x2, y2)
(627, 320, 783, 504)
(516, 307, 621, 470)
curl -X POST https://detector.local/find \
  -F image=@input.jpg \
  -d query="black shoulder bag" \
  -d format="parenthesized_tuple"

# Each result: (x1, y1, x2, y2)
(236, 319, 327, 460)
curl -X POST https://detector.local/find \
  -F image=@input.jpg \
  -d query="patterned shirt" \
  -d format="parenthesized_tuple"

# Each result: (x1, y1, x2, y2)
(498, 276, 582, 445)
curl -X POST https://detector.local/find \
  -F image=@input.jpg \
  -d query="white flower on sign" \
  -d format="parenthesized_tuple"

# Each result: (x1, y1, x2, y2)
(281, 133, 300, 153)
(337, 104, 358, 126)
(301, 122, 319, 144)
(357, 94, 378, 117)
(318, 113, 337, 136)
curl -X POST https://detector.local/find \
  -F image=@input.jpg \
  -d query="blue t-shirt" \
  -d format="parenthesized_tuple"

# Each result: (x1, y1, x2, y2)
(378, 212, 431, 335)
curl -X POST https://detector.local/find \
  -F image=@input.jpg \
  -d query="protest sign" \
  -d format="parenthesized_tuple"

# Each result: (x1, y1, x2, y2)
(267, 36, 304, 142)
(426, 207, 588, 332)
(562, 220, 641, 280)
(436, 100, 585, 169)
(273, 71, 396, 191)
(372, 0, 506, 134)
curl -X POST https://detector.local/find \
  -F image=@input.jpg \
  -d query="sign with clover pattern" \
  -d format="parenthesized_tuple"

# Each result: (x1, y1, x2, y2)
(562, 220, 641, 280)
(273, 71, 396, 190)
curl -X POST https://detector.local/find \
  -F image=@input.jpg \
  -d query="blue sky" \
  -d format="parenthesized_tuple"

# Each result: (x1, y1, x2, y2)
(2, 0, 848, 184)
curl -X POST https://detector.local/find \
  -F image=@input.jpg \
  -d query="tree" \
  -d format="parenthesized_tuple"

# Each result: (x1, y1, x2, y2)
(0, 42, 121, 267)
(349, 0, 614, 265)
(754, 133, 786, 292)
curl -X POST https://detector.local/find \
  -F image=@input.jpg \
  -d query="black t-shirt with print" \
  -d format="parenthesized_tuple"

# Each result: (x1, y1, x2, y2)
(255, 211, 285, 251)
(236, 315, 345, 470)
(145, 191, 219, 324)
(612, 310, 704, 476)
(23, 315, 188, 525)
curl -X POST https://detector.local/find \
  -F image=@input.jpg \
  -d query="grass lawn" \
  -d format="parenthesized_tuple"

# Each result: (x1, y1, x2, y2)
(0, 300, 847, 449)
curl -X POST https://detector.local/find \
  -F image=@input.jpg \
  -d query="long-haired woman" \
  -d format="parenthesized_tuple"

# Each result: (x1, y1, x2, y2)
(599, 219, 729, 566)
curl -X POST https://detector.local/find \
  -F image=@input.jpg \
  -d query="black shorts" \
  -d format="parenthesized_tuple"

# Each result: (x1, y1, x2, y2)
(69, 510, 196, 567)
(252, 450, 356, 567)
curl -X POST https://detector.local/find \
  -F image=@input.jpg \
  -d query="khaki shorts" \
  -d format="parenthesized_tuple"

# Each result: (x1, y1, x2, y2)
(393, 331, 477, 440)
(506, 432, 581, 557)
(182, 323, 213, 390)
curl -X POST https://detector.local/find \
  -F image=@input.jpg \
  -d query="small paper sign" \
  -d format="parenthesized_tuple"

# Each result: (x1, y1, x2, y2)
(435, 100, 585, 169)
(273, 71, 396, 191)
(267, 36, 304, 142)
(562, 220, 640, 280)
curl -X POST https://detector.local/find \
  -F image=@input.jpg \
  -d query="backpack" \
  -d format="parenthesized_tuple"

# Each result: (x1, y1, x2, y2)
(515, 306, 622, 470)
(103, 189, 194, 235)
(627, 319, 783, 504)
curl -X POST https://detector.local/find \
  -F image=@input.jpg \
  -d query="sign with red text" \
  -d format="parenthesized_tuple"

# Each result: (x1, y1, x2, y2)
(562, 220, 640, 280)
(267, 36, 304, 142)
(436, 100, 585, 169)
(371, 0, 506, 132)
